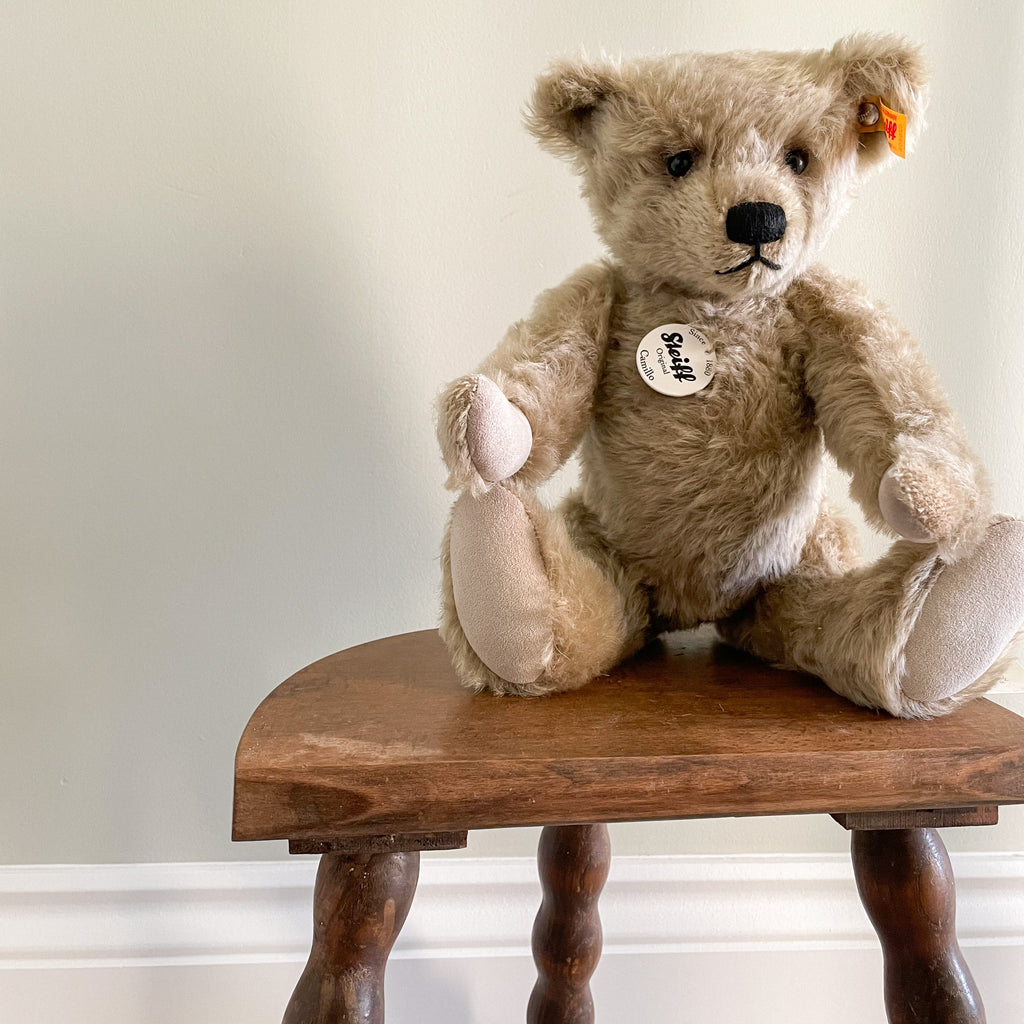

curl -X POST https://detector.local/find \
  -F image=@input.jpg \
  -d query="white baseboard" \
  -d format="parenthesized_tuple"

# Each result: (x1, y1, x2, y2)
(2, 852, 1023, 970)
(3, 855, 1023, 1024)
(990, 659, 1024, 693)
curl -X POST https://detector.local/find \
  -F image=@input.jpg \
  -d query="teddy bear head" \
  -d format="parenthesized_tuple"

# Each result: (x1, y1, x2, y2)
(526, 35, 927, 302)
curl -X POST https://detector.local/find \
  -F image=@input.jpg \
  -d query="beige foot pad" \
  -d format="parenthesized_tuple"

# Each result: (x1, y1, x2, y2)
(902, 519, 1024, 702)
(449, 485, 553, 686)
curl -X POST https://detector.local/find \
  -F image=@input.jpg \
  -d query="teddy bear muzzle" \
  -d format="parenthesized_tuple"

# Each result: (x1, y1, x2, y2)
(717, 201, 787, 275)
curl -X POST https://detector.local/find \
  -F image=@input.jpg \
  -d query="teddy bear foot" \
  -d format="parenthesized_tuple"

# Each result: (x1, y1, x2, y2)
(901, 519, 1024, 705)
(444, 486, 641, 695)
(448, 484, 555, 690)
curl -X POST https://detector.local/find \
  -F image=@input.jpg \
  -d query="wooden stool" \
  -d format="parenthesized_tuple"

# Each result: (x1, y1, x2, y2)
(233, 629, 1024, 1023)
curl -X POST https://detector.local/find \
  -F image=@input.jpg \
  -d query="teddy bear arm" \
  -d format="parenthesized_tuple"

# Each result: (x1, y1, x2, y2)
(437, 262, 616, 493)
(794, 270, 990, 559)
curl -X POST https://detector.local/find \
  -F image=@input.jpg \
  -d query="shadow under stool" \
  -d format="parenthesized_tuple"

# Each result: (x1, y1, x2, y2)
(232, 628, 1024, 1024)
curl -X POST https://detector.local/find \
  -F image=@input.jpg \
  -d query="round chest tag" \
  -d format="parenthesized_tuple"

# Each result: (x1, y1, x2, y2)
(635, 324, 716, 397)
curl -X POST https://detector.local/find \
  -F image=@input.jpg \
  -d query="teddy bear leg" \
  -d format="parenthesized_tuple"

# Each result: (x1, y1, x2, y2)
(441, 485, 649, 695)
(720, 512, 1024, 718)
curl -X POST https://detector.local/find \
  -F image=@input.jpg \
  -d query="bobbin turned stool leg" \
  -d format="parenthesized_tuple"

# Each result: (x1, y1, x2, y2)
(851, 828, 985, 1024)
(283, 851, 419, 1024)
(528, 824, 611, 1024)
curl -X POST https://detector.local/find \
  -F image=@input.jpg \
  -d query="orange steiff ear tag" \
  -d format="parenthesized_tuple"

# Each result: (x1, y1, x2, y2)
(856, 96, 908, 158)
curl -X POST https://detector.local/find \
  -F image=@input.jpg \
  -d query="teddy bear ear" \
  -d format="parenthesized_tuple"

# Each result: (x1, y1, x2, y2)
(827, 34, 930, 170)
(524, 57, 625, 156)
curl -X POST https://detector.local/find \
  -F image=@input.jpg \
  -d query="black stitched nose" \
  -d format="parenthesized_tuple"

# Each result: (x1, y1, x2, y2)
(725, 202, 787, 245)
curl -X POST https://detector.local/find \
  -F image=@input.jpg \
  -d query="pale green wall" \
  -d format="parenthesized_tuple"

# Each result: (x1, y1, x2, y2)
(2, 0, 1022, 864)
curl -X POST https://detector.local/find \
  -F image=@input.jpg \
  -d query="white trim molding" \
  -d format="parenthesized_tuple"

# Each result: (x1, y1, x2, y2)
(990, 660, 1024, 695)
(2, 852, 1023, 971)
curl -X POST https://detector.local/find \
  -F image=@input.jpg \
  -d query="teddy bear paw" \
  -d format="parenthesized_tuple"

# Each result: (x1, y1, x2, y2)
(878, 453, 985, 559)
(878, 466, 939, 542)
(438, 375, 533, 491)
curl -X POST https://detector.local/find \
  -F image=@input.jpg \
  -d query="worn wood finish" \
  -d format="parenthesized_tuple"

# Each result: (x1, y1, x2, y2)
(288, 830, 468, 856)
(833, 806, 998, 831)
(282, 851, 418, 1024)
(852, 829, 985, 1024)
(233, 629, 1024, 842)
(528, 824, 610, 1024)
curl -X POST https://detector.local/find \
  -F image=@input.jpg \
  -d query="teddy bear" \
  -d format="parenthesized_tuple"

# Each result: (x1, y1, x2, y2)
(435, 34, 1024, 719)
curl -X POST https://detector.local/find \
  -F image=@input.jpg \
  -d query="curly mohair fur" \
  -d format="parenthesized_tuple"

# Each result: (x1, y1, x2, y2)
(436, 35, 1024, 718)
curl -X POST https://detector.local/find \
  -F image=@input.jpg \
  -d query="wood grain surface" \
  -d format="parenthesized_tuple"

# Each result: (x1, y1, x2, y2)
(282, 850, 418, 1024)
(233, 629, 1024, 843)
(852, 828, 985, 1023)
(528, 825, 609, 1024)
(287, 831, 468, 856)
(832, 807, 998, 831)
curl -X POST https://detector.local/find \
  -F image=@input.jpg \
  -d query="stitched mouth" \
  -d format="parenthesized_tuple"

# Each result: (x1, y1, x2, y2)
(715, 244, 782, 276)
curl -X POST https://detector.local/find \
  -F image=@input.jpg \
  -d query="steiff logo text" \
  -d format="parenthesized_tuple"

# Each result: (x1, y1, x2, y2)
(660, 330, 698, 382)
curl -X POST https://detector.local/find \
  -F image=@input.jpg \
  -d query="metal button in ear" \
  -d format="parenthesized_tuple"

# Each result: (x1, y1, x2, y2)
(858, 102, 880, 127)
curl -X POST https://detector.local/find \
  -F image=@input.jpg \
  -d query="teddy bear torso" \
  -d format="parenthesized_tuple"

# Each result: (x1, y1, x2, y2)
(579, 268, 826, 626)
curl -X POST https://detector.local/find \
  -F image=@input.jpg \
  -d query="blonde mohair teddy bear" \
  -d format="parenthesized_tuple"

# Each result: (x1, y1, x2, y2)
(436, 35, 1024, 719)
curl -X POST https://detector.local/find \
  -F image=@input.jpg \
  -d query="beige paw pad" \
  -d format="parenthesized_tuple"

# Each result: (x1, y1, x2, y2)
(902, 520, 1024, 703)
(466, 376, 533, 483)
(449, 485, 553, 686)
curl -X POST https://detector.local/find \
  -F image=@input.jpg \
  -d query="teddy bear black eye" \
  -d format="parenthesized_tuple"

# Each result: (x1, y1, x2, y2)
(785, 148, 809, 175)
(666, 150, 695, 178)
